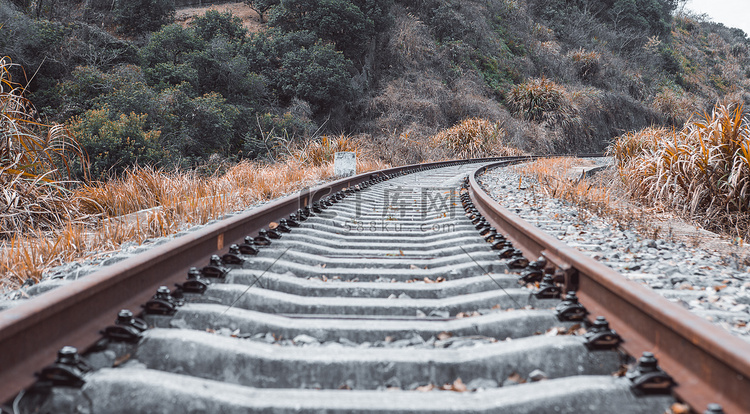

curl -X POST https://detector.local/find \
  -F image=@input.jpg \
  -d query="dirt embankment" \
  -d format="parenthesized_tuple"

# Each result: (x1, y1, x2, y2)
(175, 1, 265, 32)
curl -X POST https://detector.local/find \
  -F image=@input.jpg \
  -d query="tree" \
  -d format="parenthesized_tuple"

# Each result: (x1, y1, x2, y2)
(140, 24, 203, 67)
(269, 0, 374, 59)
(245, 0, 279, 23)
(113, 0, 175, 36)
(155, 89, 241, 159)
(589, 0, 678, 37)
(279, 43, 353, 111)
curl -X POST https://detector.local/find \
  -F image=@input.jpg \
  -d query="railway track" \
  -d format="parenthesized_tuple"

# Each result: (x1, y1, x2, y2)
(1, 158, 748, 413)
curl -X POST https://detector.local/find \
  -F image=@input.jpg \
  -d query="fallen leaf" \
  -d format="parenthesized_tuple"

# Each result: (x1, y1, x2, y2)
(506, 372, 526, 384)
(424, 277, 434, 283)
(456, 312, 466, 318)
(714, 284, 727, 291)
(410, 265, 419, 270)
(416, 384, 434, 392)
(612, 365, 629, 377)
(437, 332, 453, 341)
(566, 324, 582, 335)
(113, 353, 131, 367)
(670, 403, 690, 414)
(545, 327, 561, 336)
(384, 336, 393, 342)
(491, 304, 501, 310)
(206, 328, 216, 334)
(435, 277, 446, 283)
(339, 384, 351, 390)
(450, 378, 467, 392)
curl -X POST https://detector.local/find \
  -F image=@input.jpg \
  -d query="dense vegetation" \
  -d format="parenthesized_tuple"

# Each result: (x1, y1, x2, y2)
(1, 0, 748, 179)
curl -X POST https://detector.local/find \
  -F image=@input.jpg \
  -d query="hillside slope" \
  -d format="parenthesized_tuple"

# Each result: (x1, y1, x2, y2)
(1, 0, 748, 171)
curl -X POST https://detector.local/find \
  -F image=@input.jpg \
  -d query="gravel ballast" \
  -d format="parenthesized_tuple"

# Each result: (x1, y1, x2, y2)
(478, 162, 750, 341)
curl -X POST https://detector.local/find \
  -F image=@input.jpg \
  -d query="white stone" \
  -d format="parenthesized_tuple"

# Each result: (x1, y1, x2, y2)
(334, 152, 356, 176)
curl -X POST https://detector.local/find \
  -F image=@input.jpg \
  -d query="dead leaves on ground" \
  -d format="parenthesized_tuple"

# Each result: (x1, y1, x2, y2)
(455, 311, 481, 318)
(406, 276, 446, 283)
(505, 372, 527, 385)
(669, 403, 691, 414)
(414, 378, 468, 392)
(541, 324, 585, 336)
(436, 331, 453, 341)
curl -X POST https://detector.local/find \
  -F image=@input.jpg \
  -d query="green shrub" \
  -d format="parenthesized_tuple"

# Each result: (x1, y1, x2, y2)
(192, 10, 247, 42)
(68, 106, 163, 180)
(144, 62, 199, 91)
(57, 65, 158, 121)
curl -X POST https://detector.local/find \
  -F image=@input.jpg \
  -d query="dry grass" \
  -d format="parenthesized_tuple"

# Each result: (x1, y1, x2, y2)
(506, 77, 582, 132)
(1, 57, 88, 238)
(292, 134, 360, 166)
(568, 48, 601, 82)
(429, 118, 525, 159)
(1, 140, 387, 290)
(610, 102, 750, 238)
(651, 87, 703, 126)
(519, 157, 622, 221)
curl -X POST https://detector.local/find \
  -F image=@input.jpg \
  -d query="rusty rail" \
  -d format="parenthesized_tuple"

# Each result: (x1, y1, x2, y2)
(0, 156, 534, 404)
(468, 161, 750, 413)
(6, 154, 741, 412)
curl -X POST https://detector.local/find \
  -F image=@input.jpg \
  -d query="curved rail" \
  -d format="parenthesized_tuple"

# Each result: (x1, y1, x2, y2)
(468, 161, 750, 413)
(0, 156, 530, 403)
(4, 154, 744, 413)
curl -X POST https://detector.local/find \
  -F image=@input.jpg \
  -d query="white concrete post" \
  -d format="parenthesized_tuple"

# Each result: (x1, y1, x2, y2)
(334, 152, 357, 176)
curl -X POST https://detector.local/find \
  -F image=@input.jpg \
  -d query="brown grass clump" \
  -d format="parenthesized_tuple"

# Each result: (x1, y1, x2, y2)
(429, 118, 525, 159)
(507, 77, 566, 122)
(568, 48, 601, 82)
(293, 134, 360, 166)
(610, 102, 750, 238)
(506, 77, 581, 131)
(2, 142, 388, 289)
(0, 57, 88, 238)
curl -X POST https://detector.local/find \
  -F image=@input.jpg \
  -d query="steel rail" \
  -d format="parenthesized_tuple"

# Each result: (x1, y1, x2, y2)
(0, 156, 537, 404)
(468, 161, 750, 413)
